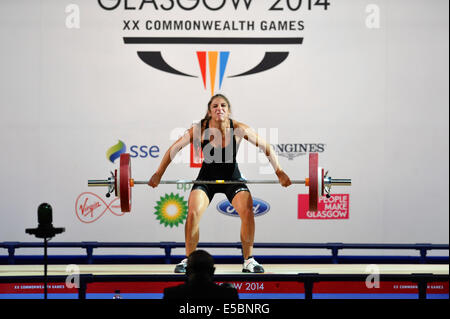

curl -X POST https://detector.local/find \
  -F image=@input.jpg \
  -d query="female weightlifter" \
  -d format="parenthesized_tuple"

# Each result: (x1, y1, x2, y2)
(148, 94, 292, 273)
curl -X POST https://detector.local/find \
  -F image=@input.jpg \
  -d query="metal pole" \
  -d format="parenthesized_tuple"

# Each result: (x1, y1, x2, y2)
(136, 180, 307, 185)
(44, 237, 48, 300)
(89, 178, 351, 186)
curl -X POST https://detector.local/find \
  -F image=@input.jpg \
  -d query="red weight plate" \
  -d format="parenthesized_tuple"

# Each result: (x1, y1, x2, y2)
(309, 153, 319, 211)
(120, 153, 132, 212)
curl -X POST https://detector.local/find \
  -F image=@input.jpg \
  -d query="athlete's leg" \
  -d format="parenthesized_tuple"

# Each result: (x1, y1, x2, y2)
(185, 188, 210, 256)
(231, 190, 255, 260)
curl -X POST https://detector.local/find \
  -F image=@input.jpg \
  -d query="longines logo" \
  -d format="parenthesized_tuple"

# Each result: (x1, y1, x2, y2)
(97, 0, 332, 94)
(271, 143, 326, 160)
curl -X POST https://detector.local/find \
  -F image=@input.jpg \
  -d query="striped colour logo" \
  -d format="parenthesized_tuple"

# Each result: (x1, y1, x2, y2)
(106, 140, 126, 163)
(196, 51, 230, 96)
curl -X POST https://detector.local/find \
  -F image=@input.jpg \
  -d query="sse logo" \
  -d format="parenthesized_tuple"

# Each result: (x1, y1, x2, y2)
(107, 140, 160, 163)
(217, 198, 270, 217)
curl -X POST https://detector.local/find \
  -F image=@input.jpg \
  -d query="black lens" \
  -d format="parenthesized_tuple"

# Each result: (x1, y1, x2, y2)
(37, 203, 53, 226)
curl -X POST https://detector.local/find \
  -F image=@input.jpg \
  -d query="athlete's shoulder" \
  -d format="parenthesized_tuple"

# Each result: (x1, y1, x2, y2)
(232, 120, 249, 130)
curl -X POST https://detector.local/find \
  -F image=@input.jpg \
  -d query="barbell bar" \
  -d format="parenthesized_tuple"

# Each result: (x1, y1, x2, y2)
(88, 152, 351, 212)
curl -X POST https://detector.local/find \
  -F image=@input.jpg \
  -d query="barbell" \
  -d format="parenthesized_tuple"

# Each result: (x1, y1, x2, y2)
(88, 153, 351, 212)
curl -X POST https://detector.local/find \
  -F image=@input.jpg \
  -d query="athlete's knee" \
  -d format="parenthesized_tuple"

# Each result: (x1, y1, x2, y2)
(238, 207, 254, 222)
(187, 208, 203, 222)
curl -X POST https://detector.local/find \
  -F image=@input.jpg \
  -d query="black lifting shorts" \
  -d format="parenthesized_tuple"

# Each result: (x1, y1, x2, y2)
(191, 183, 250, 203)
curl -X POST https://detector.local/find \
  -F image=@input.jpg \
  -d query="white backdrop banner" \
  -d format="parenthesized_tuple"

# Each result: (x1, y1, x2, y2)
(0, 0, 448, 249)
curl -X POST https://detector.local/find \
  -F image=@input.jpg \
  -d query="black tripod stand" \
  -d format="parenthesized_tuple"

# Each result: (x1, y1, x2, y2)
(26, 203, 65, 299)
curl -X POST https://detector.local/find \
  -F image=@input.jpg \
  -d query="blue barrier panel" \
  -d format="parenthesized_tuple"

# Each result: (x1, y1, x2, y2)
(1, 242, 448, 265)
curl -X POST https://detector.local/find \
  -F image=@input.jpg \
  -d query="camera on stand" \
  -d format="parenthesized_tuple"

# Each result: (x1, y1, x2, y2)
(25, 203, 65, 299)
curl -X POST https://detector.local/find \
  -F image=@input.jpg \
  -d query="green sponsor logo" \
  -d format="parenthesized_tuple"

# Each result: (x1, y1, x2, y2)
(154, 193, 188, 228)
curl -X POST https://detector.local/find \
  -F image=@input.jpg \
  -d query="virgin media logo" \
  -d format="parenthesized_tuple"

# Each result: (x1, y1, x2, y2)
(298, 194, 350, 220)
(75, 192, 125, 224)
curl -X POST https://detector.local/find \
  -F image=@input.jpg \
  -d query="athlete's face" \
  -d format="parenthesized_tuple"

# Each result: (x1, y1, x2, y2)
(208, 97, 230, 122)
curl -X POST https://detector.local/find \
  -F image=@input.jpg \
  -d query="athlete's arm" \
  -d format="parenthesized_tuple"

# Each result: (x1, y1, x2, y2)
(234, 121, 292, 187)
(148, 125, 195, 187)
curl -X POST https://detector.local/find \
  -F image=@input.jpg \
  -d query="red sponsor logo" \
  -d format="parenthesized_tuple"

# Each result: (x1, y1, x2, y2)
(75, 192, 124, 224)
(190, 142, 203, 168)
(298, 194, 349, 219)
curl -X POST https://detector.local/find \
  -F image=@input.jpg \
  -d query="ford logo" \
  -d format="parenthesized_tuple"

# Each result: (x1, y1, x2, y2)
(216, 198, 270, 217)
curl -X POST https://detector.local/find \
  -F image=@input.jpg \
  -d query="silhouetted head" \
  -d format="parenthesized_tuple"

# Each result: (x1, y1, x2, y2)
(186, 250, 215, 278)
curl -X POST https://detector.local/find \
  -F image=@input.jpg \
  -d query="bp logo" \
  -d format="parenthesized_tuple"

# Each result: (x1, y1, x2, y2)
(154, 193, 188, 227)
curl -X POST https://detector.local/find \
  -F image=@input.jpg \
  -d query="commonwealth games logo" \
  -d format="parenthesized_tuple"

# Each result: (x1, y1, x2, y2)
(154, 193, 188, 227)
(134, 46, 293, 96)
(97, 1, 334, 95)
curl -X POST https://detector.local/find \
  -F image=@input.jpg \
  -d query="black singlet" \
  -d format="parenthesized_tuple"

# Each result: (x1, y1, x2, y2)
(192, 119, 250, 203)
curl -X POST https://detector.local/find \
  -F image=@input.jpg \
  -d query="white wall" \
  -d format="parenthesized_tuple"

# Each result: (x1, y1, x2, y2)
(0, 0, 448, 249)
